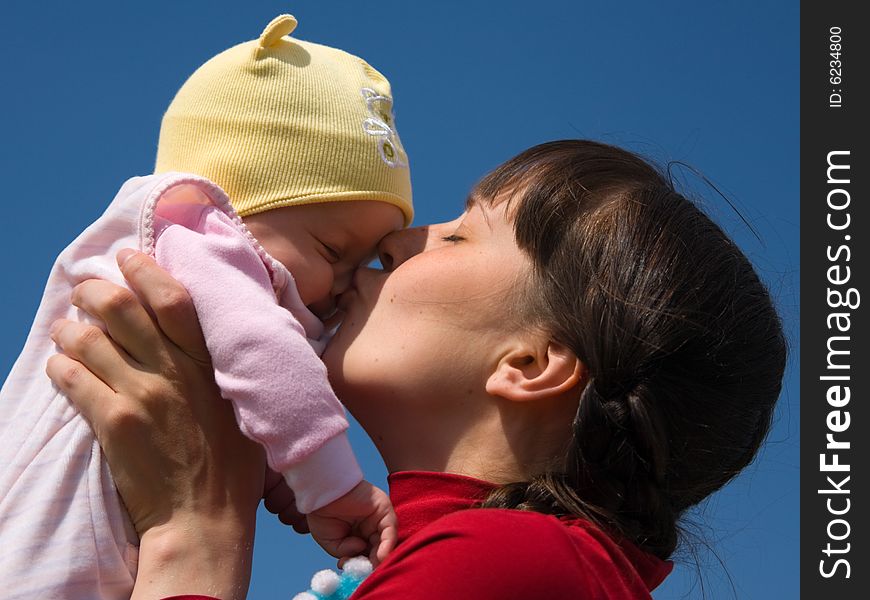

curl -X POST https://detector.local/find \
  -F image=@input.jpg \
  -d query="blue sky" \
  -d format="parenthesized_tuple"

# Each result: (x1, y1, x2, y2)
(0, 1, 799, 598)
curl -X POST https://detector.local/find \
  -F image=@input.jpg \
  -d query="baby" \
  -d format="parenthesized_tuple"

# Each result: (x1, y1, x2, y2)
(0, 14, 410, 599)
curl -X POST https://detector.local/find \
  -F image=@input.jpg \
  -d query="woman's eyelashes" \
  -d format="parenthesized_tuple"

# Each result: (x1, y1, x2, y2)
(441, 234, 466, 243)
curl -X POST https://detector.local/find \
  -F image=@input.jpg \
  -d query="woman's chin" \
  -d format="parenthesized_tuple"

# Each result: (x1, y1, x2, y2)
(323, 291, 371, 363)
(321, 335, 344, 374)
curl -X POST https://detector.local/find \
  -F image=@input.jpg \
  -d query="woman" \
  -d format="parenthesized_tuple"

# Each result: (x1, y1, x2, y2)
(47, 140, 786, 599)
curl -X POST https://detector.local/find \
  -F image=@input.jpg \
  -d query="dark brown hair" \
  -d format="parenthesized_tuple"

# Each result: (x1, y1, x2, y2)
(475, 140, 786, 560)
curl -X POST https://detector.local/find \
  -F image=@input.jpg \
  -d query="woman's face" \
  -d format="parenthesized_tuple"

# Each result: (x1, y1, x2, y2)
(322, 198, 532, 437)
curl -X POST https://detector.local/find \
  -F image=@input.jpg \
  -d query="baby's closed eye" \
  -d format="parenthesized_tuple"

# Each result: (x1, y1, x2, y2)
(319, 240, 342, 263)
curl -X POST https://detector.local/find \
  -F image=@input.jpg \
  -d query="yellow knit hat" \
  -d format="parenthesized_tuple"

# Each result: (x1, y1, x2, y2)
(155, 14, 413, 224)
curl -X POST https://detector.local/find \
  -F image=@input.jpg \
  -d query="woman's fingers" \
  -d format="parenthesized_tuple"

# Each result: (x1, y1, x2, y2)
(45, 353, 117, 436)
(263, 467, 284, 496)
(49, 318, 138, 390)
(262, 474, 310, 533)
(279, 505, 309, 533)
(263, 477, 295, 515)
(70, 279, 165, 368)
(45, 252, 266, 550)
(116, 250, 210, 363)
(287, 513, 310, 535)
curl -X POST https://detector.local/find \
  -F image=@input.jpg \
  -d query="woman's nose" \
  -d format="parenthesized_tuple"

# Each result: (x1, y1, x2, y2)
(377, 226, 429, 271)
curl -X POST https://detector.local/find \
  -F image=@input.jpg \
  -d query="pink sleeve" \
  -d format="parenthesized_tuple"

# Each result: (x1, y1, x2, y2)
(154, 206, 362, 513)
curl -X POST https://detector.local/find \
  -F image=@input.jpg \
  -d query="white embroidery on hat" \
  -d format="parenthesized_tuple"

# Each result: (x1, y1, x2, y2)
(361, 88, 408, 168)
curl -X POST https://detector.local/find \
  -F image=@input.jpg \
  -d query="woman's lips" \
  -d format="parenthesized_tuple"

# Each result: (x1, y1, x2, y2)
(336, 287, 357, 311)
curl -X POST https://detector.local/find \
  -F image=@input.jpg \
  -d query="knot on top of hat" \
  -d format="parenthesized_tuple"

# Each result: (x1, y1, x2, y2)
(259, 14, 298, 48)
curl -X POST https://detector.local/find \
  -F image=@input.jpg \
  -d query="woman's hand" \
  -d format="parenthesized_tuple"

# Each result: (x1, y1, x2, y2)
(46, 249, 264, 599)
(263, 467, 309, 534)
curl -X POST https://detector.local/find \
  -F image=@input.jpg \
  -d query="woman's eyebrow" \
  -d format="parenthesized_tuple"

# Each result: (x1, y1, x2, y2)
(463, 194, 495, 229)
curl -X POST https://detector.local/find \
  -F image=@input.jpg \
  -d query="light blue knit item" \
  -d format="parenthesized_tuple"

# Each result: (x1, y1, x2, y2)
(293, 556, 372, 600)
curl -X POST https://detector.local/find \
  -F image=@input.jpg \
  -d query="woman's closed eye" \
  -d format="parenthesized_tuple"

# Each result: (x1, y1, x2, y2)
(441, 234, 466, 243)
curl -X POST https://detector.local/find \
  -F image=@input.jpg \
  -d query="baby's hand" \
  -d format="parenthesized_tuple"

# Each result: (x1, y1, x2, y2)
(307, 480, 397, 567)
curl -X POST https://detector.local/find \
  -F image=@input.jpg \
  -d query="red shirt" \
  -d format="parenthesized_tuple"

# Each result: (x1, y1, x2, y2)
(351, 471, 671, 599)
(166, 470, 672, 599)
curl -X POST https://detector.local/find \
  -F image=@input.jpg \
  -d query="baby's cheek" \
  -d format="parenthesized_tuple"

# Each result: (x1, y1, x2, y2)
(295, 263, 334, 306)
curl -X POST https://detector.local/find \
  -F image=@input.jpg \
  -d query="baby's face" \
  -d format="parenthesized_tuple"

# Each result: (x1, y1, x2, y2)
(243, 201, 404, 318)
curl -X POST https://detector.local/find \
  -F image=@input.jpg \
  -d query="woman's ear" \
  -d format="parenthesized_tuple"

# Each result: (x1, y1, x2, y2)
(486, 340, 585, 402)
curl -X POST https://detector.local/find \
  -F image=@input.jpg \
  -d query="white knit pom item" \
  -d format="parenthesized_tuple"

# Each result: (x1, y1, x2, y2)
(342, 556, 374, 579)
(311, 569, 341, 595)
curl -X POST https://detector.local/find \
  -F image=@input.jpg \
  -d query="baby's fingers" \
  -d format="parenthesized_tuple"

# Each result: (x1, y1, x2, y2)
(308, 515, 368, 559)
(361, 512, 397, 567)
(334, 535, 368, 559)
(372, 524, 397, 566)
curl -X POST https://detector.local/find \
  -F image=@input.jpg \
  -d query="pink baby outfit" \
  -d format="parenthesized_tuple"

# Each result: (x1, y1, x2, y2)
(0, 173, 362, 599)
